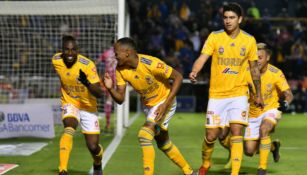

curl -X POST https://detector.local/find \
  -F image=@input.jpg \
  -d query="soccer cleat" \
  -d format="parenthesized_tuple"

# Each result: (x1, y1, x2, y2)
(257, 168, 267, 175)
(59, 170, 68, 175)
(93, 164, 103, 175)
(198, 166, 209, 175)
(271, 140, 281, 162)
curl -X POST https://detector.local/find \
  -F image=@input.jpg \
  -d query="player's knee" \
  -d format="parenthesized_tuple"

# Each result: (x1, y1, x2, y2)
(260, 125, 271, 137)
(244, 148, 256, 157)
(206, 135, 218, 142)
(87, 143, 100, 154)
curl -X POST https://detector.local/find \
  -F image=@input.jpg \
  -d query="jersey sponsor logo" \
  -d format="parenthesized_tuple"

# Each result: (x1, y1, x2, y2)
(218, 57, 243, 66)
(92, 67, 97, 72)
(230, 43, 235, 47)
(218, 46, 224, 55)
(241, 111, 247, 120)
(156, 62, 164, 69)
(79, 58, 90, 65)
(53, 55, 61, 60)
(240, 47, 246, 56)
(222, 68, 239, 74)
(164, 65, 169, 74)
(145, 75, 153, 85)
(269, 66, 278, 73)
(140, 58, 152, 65)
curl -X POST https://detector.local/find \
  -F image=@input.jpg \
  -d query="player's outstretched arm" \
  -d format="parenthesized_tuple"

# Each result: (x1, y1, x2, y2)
(103, 72, 126, 104)
(78, 69, 104, 98)
(249, 60, 264, 108)
(189, 53, 210, 83)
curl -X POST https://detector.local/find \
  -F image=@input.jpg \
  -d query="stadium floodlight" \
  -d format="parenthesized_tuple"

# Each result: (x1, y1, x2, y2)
(0, 0, 131, 137)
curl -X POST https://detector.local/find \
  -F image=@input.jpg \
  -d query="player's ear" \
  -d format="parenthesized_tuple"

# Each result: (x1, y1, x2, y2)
(238, 16, 243, 24)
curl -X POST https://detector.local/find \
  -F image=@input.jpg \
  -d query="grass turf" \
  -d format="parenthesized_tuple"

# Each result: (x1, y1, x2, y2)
(104, 113, 307, 175)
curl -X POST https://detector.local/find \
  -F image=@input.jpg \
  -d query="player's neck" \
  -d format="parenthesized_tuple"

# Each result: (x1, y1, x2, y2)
(129, 54, 139, 69)
(260, 64, 268, 74)
(226, 28, 240, 39)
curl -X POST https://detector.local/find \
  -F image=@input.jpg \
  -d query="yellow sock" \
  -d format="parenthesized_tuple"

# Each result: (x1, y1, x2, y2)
(201, 137, 215, 168)
(59, 127, 75, 172)
(159, 140, 193, 174)
(259, 137, 271, 170)
(219, 134, 231, 150)
(138, 127, 155, 175)
(231, 136, 243, 175)
(92, 144, 103, 165)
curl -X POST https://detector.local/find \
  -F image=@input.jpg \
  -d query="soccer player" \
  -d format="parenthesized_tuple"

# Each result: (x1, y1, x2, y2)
(96, 46, 117, 132)
(189, 3, 264, 175)
(52, 35, 104, 175)
(244, 43, 293, 175)
(103, 37, 195, 175)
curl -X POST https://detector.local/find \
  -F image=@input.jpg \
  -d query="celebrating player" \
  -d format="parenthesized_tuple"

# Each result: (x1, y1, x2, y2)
(103, 37, 195, 175)
(189, 2, 264, 175)
(52, 35, 104, 175)
(244, 43, 293, 175)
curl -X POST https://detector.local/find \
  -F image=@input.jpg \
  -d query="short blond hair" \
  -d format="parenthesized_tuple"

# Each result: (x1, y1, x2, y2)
(257, 43, 272, 56)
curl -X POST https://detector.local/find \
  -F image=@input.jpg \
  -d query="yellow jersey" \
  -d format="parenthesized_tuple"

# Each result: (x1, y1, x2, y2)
(248, 64, 290, 118)
(201, 29, 258, 98)
(52, 53, 100, 112)
(116, 54, 172, 107)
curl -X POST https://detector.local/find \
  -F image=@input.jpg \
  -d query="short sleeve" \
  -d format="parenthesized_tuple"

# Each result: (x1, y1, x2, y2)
(248, 37, 258, 61)
(87, 62, 100, 84)
(276, 71, 290, 92)
(116, 69, 126, 86)
(152, 60, 173, 79)
(201, 32, 215, 56)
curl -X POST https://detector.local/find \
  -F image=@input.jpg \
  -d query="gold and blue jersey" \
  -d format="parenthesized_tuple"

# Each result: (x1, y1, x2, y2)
(52, 53, 100, 112)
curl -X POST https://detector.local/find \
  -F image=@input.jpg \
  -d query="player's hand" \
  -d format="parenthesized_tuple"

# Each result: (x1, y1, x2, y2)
(254, 96, 264, 109)
(78, 69, 90, 87)
(103, 72, 113, 90)
(154, 103, 168, 123)
(189, 71, 198, 84)
(278, 100, 289, 112)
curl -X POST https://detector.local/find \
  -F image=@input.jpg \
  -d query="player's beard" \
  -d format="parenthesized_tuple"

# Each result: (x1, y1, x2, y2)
(63, 55, 77, 68)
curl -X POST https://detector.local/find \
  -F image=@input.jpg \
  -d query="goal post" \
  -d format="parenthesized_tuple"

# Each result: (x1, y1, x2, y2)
(0, 0, 134, 138)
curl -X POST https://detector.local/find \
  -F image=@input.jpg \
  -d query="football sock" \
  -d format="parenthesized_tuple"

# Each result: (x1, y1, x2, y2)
(219, 134, 231, 150)
(138, 127, 155, 175)
(259, 136, 271, 170)
(201, 137, 215, 168)
(231, 136, 243, 175)
(92, 144, 103, 166)
(59, 127, 75, 172)
(158, 140, 193, 174)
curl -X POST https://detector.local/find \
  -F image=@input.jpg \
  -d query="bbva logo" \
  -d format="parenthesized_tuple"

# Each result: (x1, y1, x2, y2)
(7, 113, 30, 122)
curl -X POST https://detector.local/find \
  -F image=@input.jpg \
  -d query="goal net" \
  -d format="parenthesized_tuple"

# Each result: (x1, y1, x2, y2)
(0, 0, 133, 136)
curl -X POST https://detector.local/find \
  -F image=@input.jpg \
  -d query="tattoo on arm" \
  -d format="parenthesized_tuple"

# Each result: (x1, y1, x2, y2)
(249, 61, 261, 96)
(283, 89, 293, 104)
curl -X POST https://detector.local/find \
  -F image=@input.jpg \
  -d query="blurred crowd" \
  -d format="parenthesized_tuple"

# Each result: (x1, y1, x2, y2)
(128, 0, 307, 113)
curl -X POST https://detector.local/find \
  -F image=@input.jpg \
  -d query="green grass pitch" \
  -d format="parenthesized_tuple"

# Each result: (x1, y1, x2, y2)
(104, 113, 307, 175)
(1, 113, 307, 174)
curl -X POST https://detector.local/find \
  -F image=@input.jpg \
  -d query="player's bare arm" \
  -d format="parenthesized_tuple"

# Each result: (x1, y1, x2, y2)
(103, 72, 126, 104)
(189, 53, 210, 83)
(249, 60, 264, 108)
(279, 89, 293, 111)
(78, 69, 103, 98)
(155, 69, 183, 122)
